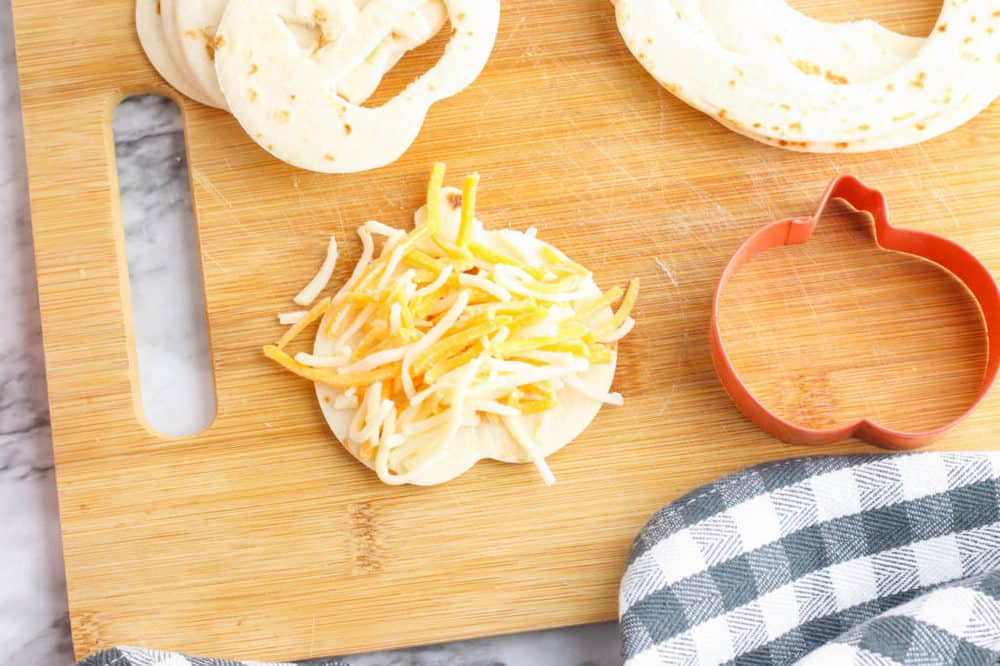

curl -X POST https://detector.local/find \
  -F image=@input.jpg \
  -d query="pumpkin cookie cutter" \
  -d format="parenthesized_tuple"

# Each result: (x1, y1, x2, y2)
(710, 175, 1000, 449)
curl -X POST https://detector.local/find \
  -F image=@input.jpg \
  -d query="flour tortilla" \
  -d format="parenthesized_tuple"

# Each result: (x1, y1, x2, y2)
(157, 0, 446, 111)
(314, 196, 618, 486)
(614, 0, 1000, 152)
(135, 0, 218, 107)
(214, 0, 500, 173)
(694, 0, 923, 82)
(161, 0, 230, 109)
(336, 1, 448, 105)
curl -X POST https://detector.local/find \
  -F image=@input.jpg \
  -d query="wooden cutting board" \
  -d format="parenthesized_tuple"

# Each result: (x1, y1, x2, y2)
(12, 0, 1000, 660)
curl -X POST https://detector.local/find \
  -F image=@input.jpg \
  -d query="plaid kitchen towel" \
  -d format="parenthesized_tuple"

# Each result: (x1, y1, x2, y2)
(76, 647, 346, 666)
(620, 452, 1000, 665)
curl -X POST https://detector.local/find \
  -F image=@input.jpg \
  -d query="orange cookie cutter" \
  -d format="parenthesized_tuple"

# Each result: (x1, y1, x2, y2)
(710, 175, 1000, 449)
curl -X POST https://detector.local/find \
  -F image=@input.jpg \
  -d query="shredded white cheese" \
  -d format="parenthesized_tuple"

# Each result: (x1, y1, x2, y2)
(294, 234, 339, 306)
(278, 311, 308, 325)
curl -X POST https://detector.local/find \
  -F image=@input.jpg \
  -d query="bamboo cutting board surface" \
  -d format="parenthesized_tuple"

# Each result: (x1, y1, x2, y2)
(11, 0, 1000, 660)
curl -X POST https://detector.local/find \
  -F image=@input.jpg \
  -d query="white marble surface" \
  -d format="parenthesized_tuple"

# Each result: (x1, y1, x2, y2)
(0, 1, 620, 663)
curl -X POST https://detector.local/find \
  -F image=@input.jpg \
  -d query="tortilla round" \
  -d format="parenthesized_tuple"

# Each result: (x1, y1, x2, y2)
(214, 0, 500, 173)
(135, 0, 218, 108)
(313, 224, 618, 486)
(161, 0, 230, 109)
(614, 0, 1000, 152)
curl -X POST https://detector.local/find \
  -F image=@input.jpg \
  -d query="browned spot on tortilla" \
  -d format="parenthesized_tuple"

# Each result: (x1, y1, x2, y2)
(916, 122, 927, 131)
(156, 0, 161, 15)
(787, 141, 808, 149)
(205, 43, 215, 61)
(778, 139, 789, 147)
(267, 144, 274, 151)
(647, 37, 653, 45)
(718, 109, 728, 120)
(344, 123, 352, 135)
(665, 83, 680, 94)
(184, 29, 199, 39)
(993, 10, 1000, 16)
(324, 154, 335, 161)
(753, 122, 762, 129)
(789, 122, 802, 132)
(289, 94, 296, 101)
(779, 103, 791, 111)
(937, 23, 948, 32)
(457, 11, 467, 21)
(248, 88, 258, 102)
(909, 72, 926, 88)
(447, 192, 463, 210)
(825, 71, 848, 85)
(835, 142, 849, 150)
(886, 83, 896, 92)
(323, 395, 331, 403)
(729, 80, 736, 88)
(311, 34, 330, 57)
(971, 14, 977, 23)
(214, 34, 226, 50)
(249, 63, 259, 75)
(276, 110, 291, 124)
(964, 36, 974, 44)
(858, 124, 871, 131)
(893, 112, 915, 122)
(794, 60, 821, 76)
(771, 125, 780, 131)
(313, 7, 327, 23)
(638, 52, 647, 60)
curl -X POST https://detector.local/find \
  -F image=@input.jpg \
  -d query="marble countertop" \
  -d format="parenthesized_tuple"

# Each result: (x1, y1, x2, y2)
(0, 1, 619, 663)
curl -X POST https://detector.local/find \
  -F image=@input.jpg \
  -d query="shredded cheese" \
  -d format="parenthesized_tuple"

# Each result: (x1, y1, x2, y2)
(278, 310, 308, 325)
(265, 163, 639, 485)
(278, 297, 331, 350)
(295, 349, 352, 368)
(294, 235, 339, 306)
(504, 417, 556, 486)
(457, 172, 480, 247)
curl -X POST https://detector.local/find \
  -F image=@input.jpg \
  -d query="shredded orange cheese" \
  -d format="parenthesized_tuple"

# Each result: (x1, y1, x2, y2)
(265, 164, 639, 485)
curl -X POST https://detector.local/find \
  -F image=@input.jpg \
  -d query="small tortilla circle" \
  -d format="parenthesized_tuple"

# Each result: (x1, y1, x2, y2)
(313, 223, 618, 486)
(135, 0, 219, 108)
(162, 0, 230, 109)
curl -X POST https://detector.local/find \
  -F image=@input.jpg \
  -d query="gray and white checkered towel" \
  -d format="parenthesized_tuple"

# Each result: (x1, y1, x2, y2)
(620, 452, 1000, 665)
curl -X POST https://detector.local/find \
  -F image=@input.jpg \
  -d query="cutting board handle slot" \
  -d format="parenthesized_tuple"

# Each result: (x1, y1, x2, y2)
(110, 94, 217, 438)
